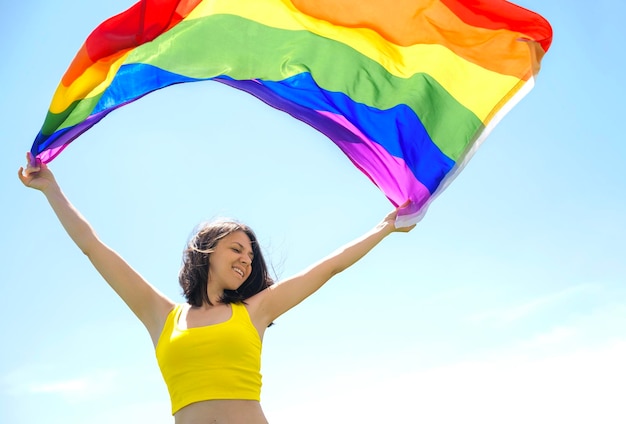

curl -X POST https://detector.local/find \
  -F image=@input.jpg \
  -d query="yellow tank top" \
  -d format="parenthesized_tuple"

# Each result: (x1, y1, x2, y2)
(155, 303, 262, 415)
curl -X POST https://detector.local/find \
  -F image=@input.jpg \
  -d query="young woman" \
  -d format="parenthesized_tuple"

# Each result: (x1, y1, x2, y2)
(18, 152, 415, 424)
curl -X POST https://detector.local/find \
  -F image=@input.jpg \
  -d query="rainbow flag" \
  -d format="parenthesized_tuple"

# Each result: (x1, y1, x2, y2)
(30, 0, 552, 225)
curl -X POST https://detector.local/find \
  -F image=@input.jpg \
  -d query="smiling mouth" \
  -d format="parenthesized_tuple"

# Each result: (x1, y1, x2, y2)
(233, 267, 244, 277)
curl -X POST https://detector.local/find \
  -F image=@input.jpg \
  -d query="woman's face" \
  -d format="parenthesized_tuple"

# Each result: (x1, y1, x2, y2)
(207, 230, 254, 291)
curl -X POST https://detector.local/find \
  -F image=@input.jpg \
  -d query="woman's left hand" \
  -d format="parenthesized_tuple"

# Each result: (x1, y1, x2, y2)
(381, 201, 417, 233)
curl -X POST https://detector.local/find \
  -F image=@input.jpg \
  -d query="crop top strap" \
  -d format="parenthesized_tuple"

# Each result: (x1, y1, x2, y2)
(157, 304, 183, 349)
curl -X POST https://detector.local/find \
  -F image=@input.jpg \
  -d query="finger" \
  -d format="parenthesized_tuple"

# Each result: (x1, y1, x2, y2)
(26, 151, 43, 168)
(397, 199, 412, 209)
(21, 161, 41, 176)
(17, 167, 27, 184)
(24, 152, 41, 171)
(24, 153, 32, 171)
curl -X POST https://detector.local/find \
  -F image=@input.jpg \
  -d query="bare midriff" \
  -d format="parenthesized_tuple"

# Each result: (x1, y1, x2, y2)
(174, 399, 269, 424)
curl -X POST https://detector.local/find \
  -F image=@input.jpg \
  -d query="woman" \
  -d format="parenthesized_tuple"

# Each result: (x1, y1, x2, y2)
(18, 152, 415, 423)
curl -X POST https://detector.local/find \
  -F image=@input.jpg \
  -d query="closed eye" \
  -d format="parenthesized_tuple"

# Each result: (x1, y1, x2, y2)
(231, 243, 254, 261)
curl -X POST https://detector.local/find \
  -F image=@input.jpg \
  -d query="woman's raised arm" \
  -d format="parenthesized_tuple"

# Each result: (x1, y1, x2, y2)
(18, 153, 174, 344)
(252, 204, 415, 327)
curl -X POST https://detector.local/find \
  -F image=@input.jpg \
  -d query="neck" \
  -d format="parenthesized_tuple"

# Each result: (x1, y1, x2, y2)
(204, 283, 224, 308)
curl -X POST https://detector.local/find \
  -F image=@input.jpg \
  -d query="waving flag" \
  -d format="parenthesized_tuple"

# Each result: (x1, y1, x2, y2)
(30, 0, 552, 225)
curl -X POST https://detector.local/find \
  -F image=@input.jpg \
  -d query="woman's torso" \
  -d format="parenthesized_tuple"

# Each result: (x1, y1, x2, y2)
(158, 301, 270, 423)
(174, 399, 269, 424)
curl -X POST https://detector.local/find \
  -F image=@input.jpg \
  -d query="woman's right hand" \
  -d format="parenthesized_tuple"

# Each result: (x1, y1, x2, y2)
(18, 152, 58, 193)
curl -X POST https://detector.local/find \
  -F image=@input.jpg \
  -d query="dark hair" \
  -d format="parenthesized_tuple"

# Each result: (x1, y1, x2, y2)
(179, 220, 274, 307)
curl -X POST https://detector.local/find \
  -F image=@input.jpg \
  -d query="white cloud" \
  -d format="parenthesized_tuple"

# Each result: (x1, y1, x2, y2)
(5, 369, 120, 403)
(516, 325, 578, 350)
(265, 340, 626, 424)
(467, 283, 597, 326)
(84, 400, 172, 424)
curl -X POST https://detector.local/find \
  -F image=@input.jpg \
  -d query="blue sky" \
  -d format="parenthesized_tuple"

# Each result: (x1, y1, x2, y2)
(1, 1, 625, 423)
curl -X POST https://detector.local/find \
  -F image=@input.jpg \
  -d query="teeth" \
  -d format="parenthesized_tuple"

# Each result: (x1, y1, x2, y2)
(233, 267, 244, 277)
